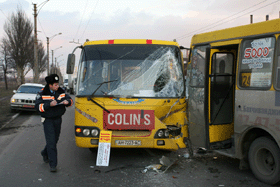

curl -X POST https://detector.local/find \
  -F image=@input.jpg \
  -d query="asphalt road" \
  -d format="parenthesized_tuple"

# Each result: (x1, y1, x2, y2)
(0, 97, 276, 187)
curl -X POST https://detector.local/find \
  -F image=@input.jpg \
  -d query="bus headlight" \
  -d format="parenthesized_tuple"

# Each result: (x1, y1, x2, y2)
(154, 129, 171, 138)
(164, 130, 169, 137)
(157, 130, 164, 137)
(75, 126, 101, 137)
(83, 129, 90, 136)
(91, 129, 99, 137)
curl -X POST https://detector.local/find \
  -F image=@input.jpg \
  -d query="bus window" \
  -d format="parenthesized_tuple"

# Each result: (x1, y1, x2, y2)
(210, 53, 234, 124)
(189, 46, 208, 87)
(239, 37, 275, 89)
(211, 53, 234, 74)
(76, 45, 184, 98)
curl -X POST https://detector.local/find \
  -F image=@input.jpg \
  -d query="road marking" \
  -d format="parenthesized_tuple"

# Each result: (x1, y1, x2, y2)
(0, 96, 11, 101)
(0, 113, 20, 130)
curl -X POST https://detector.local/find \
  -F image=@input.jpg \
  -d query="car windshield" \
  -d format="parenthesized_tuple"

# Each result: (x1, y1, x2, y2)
(76, 44, 184, 98)
(17, 85, 43, 94)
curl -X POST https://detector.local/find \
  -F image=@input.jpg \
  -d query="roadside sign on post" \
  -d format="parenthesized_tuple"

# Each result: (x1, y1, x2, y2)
(96, 131, 112, 166)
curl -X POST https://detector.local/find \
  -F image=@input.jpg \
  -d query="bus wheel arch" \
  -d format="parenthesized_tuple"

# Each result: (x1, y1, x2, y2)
(248, 136, 280, 185)
(239, 128, 271, 170)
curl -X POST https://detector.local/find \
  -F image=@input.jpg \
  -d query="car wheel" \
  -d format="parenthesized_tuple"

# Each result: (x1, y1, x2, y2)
(248, 136, 280, 185)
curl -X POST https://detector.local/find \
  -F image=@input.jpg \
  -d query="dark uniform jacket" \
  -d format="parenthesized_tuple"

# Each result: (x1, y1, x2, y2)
(35, 85, 73, 119)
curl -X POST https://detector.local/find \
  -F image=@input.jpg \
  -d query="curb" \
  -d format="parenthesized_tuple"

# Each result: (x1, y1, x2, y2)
(0, 113, 20, 131)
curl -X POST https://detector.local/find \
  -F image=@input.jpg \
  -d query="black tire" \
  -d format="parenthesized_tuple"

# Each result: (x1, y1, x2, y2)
(248, 136, 280, 185)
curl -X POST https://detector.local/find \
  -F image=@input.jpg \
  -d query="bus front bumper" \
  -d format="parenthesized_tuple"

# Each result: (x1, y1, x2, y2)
(75, 136, 186, 151)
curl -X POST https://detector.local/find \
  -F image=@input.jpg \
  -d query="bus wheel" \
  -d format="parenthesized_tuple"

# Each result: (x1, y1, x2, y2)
(248, 137, 280, 185)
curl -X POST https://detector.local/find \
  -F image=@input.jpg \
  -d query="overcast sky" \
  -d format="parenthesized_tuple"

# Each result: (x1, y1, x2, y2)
(0, 0, 280, 76)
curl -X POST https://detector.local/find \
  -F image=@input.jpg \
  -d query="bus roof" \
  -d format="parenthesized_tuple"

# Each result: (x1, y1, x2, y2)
(191, 18, 280, 46)
(83, 39, 179, 47)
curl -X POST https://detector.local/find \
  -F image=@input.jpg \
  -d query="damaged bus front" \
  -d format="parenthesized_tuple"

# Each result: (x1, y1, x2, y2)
(67, 39, 188, 151)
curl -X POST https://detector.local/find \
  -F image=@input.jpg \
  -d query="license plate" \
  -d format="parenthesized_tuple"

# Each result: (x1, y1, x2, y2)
(23, 105, 34, 108)
(115, 140, 141, 146)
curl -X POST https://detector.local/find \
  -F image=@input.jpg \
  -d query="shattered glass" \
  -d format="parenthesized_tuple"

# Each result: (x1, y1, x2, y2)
(76, 45, 184, 98)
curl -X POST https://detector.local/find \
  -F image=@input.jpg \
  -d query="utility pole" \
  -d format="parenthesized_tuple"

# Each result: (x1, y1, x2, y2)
(55, 57, 57, 74)
(33, 3, 39, 83)
(47, 37, 49, 75)
(46, 33, 62, 76)
(33, 1, 49, 81)
(52, 50, 54, 68)
(51, 46, 62, 73)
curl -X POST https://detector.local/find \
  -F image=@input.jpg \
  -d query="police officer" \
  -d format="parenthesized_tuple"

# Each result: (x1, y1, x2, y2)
(35, 74, 73, 172)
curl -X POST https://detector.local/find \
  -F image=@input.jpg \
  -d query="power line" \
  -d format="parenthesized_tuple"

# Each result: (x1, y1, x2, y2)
(175, 0, 268, 40)
(176, 0, 279, 41)
(74, 0, 89, 40)
(0, 9, 10, 21)
(38, 17, 47, 37)
(80, 0, 100, 40)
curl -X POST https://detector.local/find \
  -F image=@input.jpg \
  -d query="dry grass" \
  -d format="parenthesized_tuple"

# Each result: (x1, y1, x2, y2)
(0, 81, 18, 127)
(0, 96, 15, 127)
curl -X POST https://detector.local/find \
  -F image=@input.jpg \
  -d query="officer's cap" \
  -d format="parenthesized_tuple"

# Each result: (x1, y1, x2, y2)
(45, 74, 59, 85)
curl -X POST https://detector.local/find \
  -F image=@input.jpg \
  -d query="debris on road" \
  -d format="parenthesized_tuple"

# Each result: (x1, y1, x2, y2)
(183, 153, 190, 158)
(142, 156, 179, 174)
(141, 164, 162, 173)
(196, 147, 207, 154)
(94, 170, 101, 173)
(159, 156, 172, 166)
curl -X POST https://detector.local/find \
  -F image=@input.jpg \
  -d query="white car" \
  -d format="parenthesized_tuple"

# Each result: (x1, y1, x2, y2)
(10, 83, 44, 112)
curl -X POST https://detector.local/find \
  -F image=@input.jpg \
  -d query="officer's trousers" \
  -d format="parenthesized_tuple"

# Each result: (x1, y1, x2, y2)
(41, 117, 62, 167)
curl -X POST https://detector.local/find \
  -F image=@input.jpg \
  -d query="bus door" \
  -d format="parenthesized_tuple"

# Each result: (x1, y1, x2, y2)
(188, 45, 210, 148)
(207, 48, 236, 149)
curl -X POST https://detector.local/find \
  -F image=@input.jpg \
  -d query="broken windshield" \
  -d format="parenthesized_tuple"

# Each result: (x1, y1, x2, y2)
(76, 44, 184, 98)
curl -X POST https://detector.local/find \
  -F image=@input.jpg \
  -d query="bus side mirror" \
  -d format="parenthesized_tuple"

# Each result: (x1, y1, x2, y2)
(67, 54, 75, 74)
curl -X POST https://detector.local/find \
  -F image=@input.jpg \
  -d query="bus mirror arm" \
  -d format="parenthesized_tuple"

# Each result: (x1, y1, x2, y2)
(71, 45, 83, 54)
(180, 46, 190, 50)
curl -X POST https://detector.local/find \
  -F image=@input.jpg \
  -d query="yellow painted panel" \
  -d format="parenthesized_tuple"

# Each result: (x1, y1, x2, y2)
(84, 39, 179, 46)
(211, 39, 241, 47)
(74, 96, 188, 149)
(191, 18, 280, 45)
(209, 124, 234, 143)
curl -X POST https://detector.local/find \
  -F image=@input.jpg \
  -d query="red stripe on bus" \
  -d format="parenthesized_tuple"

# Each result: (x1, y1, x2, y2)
(146, 40, 152, 44)
(108, 40, 114, 44)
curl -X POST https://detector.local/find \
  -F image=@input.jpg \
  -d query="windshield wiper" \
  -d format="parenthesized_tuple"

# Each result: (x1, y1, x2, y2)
(87, 80, 118, 113)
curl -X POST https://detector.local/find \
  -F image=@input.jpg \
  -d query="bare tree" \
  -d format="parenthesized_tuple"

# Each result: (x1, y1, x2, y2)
(3, 8, 34, 86)
(29, 42, 47, 77)
(0, 39, 14, 89)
